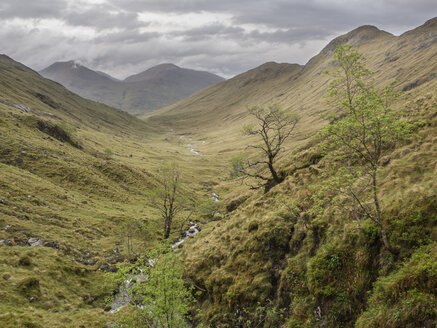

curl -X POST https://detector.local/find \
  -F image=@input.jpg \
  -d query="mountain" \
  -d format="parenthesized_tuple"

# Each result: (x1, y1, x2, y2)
(145, 19, 436, 148)
(0, 54, 196, 327)
(144, 18, 437, 327)
(40, 61, 224, 115)
(1, 18, 436, 328)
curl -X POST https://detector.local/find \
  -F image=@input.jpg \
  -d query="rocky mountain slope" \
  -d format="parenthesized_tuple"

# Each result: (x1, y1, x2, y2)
(40, 61, 224, 115)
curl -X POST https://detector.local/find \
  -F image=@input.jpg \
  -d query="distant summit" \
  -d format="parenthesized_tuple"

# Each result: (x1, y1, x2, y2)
(124, 63, 224, 86)
(40, 62, 225, 115)
(321, 25, 393, 55)
(40, 61, 119, 88)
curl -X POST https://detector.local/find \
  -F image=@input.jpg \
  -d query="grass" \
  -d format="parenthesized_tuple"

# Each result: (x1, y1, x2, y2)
(0, 55, 225, 327)
(1, 18, 436, 327)
(147, 19, 437, 327)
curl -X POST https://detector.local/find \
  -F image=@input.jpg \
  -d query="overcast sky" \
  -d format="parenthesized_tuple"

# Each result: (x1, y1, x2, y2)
(0, 0, 436, 79)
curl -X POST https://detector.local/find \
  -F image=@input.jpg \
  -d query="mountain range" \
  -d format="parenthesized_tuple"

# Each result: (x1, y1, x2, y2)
(40, 61, 224, 115)
(0, 17, 436, 328)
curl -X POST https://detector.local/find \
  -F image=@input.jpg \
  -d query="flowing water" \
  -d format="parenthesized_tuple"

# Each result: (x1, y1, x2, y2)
(109, 222, 202, 313)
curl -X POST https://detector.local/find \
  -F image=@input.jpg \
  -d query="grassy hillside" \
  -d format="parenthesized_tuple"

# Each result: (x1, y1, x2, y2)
(0, 55, 223, 327)
(145, 19, 436, 154)
(145, 18, 437, 327)
(40, 61, 224, 115)
(0, 17, 436, 328)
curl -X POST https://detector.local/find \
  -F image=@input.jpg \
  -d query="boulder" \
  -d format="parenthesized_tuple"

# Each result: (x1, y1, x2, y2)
(28, 238, 44, 246)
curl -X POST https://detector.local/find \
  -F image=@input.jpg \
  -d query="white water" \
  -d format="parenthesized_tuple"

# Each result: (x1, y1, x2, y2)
(109, 222, 201, 313)
(171, 222, 201, 249)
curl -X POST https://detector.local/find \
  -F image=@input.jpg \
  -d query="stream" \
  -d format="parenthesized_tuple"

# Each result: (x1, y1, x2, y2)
(109, 191, 220, 314)
(109, 221, 202, 313)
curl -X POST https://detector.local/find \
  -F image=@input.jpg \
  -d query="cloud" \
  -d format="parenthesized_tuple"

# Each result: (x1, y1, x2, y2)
(0, 0, 436, 78)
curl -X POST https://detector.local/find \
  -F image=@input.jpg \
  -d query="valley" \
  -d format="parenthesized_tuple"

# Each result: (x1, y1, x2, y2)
(0, 17, 436, 328)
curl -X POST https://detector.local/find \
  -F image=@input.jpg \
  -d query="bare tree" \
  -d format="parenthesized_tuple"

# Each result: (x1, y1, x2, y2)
(242, 104, 299, 191)
(146, 162, 191, 239)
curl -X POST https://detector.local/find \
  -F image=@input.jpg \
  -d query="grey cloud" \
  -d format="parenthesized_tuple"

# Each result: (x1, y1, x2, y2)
(0, 0, 435, 78)
(0, 0, 68, 19)
(65, 6, 142, 31)
(171, 24, 246, 42)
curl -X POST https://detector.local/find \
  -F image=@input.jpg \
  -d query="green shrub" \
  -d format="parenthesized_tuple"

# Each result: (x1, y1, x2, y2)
(356, 245, 437, 328)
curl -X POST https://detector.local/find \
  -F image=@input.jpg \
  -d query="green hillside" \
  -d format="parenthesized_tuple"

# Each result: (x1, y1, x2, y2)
(0, 54, 222, 327)
(0, 17, 436, 328)
(145, 18, 437, 327)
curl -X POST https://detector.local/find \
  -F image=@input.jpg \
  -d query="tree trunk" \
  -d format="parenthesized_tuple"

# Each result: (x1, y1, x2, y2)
(372, 172, 398, 255)
(164, 216, 172, 239)
(268, 162, 283, 184)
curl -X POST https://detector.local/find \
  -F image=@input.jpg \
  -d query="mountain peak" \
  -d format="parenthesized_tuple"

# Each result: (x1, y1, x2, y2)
(422, 16, 437, 29)
(152, 63, 179, 70)
(123, 63, 223, 84)
(321, 24, 393, 55)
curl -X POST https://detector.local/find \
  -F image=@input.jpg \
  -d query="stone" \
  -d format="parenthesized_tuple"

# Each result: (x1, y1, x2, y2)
(0, 199, 4, 204)
(28, 238, 44, 246)
(81, 201, 88, 204)
(86, 259, 96, 265)
(0, 240, 13, 246)
(122, 184, 129, 191)
(15, 157, 23, 164)
(44, 241, 60, 249)
(100, 264, 117, 272)
(2, 273, 11, 280)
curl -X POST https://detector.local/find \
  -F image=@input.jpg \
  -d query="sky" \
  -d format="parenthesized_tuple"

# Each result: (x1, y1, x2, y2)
(0, 0, 436, 79)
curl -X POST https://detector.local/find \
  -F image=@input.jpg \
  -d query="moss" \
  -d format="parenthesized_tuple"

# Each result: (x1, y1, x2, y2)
(388, 196, 436, 256)
(18, 255, 32, 266)
(356, 245, 437, 328)
(18, 277, 41, 298)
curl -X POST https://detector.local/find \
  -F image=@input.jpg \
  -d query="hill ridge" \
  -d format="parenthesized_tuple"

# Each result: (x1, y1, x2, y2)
(39, 61, 225, 115)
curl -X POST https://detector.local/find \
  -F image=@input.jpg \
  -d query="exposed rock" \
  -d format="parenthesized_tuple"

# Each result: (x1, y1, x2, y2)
(28, 238, 44, 246)
(0, 240, 13, 246)
(15, 157, 23, 164)
(2, 273, 11, 280)
(37, 120, 82, 149)
(81, 200, 88, 204)
(86, 259, 97, 265)
(100, 264, 117, 272)
(44, 241, 60, 249)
